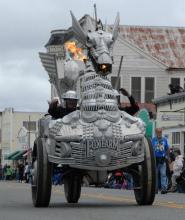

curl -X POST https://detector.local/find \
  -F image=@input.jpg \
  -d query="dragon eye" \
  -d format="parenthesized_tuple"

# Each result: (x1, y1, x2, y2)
(98, 64, 112, 75)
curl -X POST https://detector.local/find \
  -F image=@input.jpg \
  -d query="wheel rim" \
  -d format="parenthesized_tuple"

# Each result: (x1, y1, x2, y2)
(32, 160, 38, 197)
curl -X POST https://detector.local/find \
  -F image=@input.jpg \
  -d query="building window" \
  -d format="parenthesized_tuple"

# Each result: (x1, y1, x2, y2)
(19, 136, 27, 144)
(171, 78, 180, 87)
(111, 76, 120, 90)
(145, 77, 154, 103)
(4, 154, 8, 161)
(131, 77, 141, 102)
(23, 121, 36, 131)
(172, 132, 180, 147)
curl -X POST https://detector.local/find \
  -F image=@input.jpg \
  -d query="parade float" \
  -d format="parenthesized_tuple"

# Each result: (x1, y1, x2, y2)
(31, 10, 156, 207)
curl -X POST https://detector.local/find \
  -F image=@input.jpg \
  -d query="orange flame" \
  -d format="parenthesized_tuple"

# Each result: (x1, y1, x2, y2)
(65, 41, 86, 61)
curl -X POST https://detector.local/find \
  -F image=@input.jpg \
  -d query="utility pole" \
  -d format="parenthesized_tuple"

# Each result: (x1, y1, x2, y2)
(28, 115, 31, 149)
(115, 56, 123, 90)
(94, 4, 98, 29)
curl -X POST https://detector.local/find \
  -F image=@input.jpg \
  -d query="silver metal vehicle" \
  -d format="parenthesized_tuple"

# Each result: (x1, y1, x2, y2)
(31, 11, 156, 207)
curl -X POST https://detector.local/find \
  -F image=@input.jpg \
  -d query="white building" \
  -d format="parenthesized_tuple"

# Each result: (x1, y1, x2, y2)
(42, 15, 185, 117)
(0, 108, 45, 165)
(153, 92, 185, 156)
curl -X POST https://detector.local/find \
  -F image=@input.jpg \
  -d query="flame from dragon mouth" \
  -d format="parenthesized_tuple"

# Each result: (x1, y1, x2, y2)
(65, 41, 86, 61)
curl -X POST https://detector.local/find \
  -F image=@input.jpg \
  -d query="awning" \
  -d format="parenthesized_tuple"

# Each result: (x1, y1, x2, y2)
(11, 150, 27, 160)
(23, 148, 32, 157)
(5, 150, 20, 160)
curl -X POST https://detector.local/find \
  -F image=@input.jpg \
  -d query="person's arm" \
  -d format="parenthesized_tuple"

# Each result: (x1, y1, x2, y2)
(127, 95, 140, 113)
(173, 158, 183, 172)
(48, 99, 58, 116)
(165, 138, 170, 157)
(151, 137, 156, 152)
(48, 98, 62, 119)
(119, 88, 139, 115)
(176, 158, 183, 171)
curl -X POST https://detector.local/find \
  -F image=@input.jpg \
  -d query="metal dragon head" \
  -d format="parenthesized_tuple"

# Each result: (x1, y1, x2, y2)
(70, 11, 120, 75)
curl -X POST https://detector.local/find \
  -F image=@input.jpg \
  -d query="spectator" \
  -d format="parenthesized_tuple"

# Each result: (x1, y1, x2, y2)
(18, 162, 24, 183)
(124, 172, 133, 190)
(167, 147, 176, 189)
(24, 162, 31, 183)
(152, 128, 169, 194)
(0, 164, 2, 180)
(5, 165, 13, 180)
(176, 157, 185, 193)
(3, 164, 7, 180)
(52, 166, 63, 185)
(170, 149, 183, 192)
(168, 84, 184, 95)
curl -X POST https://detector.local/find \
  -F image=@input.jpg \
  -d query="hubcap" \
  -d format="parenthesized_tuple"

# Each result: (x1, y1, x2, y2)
(32, 160, 37, 188)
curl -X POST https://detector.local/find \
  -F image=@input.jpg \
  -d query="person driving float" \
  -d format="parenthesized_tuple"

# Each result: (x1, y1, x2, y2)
(48, 90, 79, 119)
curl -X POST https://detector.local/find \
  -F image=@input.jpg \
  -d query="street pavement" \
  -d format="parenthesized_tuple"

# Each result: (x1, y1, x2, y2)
(0, 181, 185, 220)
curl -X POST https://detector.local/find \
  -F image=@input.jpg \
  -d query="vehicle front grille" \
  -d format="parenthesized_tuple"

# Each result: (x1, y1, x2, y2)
(54, 139, 143, 168)
(71, 140, 133, 167)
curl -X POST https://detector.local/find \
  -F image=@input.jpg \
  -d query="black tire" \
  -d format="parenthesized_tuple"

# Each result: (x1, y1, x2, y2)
(133, 137, 156, 205)
(64, 174, 81, 203)
(31, 138, 52, 207)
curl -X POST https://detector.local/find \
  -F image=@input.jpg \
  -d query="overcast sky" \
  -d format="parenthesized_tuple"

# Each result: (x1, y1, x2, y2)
(0, 0, 185, 112)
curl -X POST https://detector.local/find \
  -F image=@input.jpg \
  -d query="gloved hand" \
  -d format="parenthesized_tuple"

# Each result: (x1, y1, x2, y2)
(48, 97, 60, 109)
(48, 97, 59, 104)
(119, 88, 130, 97)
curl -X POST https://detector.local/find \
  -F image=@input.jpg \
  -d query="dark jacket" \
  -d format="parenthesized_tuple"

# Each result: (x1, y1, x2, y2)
(48, 95, 139, 119)
(48, 102, 77, 119)
(118, 95, 139, 116)
(48, 100, 79, 119)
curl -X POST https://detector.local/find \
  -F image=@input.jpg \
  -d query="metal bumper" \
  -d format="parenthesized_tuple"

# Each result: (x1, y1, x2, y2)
(48, 153, 144, 171)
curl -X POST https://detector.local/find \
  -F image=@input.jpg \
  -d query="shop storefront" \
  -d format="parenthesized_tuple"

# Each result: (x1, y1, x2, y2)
(153, 92, 185, 156)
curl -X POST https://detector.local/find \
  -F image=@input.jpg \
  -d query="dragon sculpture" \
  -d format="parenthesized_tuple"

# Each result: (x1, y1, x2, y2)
(47, 11, 145, 169)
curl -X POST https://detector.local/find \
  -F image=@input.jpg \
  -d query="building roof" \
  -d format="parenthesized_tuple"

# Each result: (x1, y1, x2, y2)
(46, 14, 185, 69)
(153, 91, 185, 105)
(119, 25, 185, 68)
(122, 102, 156, 113)
(45, 14, 96, 48)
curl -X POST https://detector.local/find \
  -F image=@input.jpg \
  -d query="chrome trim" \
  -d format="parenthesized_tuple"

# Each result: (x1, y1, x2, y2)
(48, 155, 75, 164)
(48, 154, 144, 171)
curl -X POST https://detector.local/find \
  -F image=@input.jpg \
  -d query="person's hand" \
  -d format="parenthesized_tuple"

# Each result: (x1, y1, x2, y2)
(119, 88, 130, 97)
(48, 97, 60, 106)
